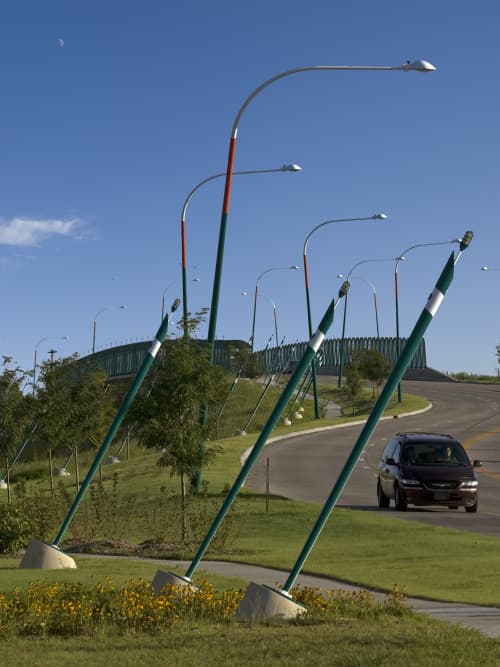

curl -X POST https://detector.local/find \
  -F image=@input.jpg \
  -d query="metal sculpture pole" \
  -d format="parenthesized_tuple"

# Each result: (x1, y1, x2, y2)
(281, 236, 472, 594)
(52, 298, 180, 547)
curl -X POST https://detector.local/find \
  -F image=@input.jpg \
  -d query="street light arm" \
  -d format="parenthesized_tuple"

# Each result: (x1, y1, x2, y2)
(180, 165, 301, 220)
(232, 62, 435, 133)
(302, 214, 387, 256)
(347, 256, 397, 279)
(256, 264, 300, 286)
(395, 239, 460, 273)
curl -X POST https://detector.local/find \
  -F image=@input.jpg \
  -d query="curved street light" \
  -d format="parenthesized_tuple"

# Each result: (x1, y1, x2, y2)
(92, 305, 127, 354)
(337, 274, 380, 338)
(242, 290, 279, 349)
(338, 257, 396, 387)
(180, 164, 301, 339)
(250, 265, 299, 352)
(394, 235, 470, 401)
(303, 213, 387, 416)
(196, 57, 435, 492)
(33, 336, 69, 395)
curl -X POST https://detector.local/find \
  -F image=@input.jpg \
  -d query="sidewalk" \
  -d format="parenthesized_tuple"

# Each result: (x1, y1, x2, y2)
(95, 555, 500, 638)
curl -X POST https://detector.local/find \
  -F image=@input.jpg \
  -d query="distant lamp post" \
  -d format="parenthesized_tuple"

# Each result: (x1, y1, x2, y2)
(33, 336, 69, 395)
(338, 256, 396, 387)
(303, 213, 387, 417)
(180, 164, 301, 340)
(250, 266, 299, 353)
(242, 291, 279, 348)
(92, 305, 127, 354)
(394, 233, 471, 401)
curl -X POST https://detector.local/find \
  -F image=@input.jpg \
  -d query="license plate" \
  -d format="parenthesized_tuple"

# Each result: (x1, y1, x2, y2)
(434, 491, 449, 501)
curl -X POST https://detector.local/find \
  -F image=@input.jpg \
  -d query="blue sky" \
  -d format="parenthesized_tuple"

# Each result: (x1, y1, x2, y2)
(1, 1, 499, 376)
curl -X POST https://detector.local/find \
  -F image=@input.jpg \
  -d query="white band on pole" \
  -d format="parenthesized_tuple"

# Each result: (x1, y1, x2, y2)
(425, 288, 444, 317)
(309, 330, 325, 353)
(149, 339, 162, 358)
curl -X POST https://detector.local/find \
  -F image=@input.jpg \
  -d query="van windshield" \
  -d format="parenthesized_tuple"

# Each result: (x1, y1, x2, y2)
(402, 442, 469, 466)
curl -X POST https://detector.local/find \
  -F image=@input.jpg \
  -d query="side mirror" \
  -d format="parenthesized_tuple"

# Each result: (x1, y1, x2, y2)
(473, 460, 482, 468)
(386, 457, 397, 466)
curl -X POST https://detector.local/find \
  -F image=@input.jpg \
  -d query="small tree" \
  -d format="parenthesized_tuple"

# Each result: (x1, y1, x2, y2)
(34, 356, 115, 465)
(353, 349, 392, 396)
(131, 335, 228, 542)
(344, 360, 363, 416)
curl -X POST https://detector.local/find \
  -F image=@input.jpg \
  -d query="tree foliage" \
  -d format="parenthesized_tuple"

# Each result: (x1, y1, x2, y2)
(0, 357, 34, 470)
(349, 349, 393, 396)
(33, 356, 115, 461)
(131, 336, 228, 539)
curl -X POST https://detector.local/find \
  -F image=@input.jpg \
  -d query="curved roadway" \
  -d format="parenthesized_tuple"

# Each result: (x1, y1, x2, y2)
(245, 380, 500, 537)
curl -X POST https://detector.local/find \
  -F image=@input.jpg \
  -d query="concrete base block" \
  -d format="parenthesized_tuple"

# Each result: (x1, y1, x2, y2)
(106, 456, 120, 464)
(54, 467, 70, 477)
(236, 582, 306, 621)
(282, 418, 292, 426)
(151, 569, 197, 595)
(293, 412, 303, 419)
(0, 479, 7, 489)
(235, 429, 247, 436)
(20, 540, 77, 569)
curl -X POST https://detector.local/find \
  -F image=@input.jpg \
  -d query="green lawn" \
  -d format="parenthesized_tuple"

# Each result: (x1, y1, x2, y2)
(4, 385, 500, 605)
(2, 384, 500, 662)
(3, 615, 500, 667)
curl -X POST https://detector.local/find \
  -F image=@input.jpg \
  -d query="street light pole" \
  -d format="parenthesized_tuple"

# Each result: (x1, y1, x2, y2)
(337, 257, 396, 387)
(303, 214, 387, 417)
(250, 266, 299, 353)
(394, 237, 465, 401)
(196, 58, 435, 492)
(180, 164, 301, 340)
(92, 305, 127, 354)
(207, 59, 434, 365)
(33, 336, 69, 396)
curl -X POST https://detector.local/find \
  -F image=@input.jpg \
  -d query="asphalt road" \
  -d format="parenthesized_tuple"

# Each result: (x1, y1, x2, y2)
(245, 380, 500, 537)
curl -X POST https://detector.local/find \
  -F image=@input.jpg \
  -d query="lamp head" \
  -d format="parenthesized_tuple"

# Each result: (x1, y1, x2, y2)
(338, 280, 350, 299)
(119, 305, 127, 310)
(372, 213, 388, 220)
(281, 164, 302, 172)
(401, 59, 436, 72)
(481, 266, 489, 271)
(171, 298, 181, 313)
(291, 265, 300, 270)
(459, 230, 474, 251)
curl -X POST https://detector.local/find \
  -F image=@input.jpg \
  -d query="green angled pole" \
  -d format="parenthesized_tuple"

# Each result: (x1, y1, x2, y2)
(183, 281, 350, 580)
(281, 236, 473, 594)
(52, 298, 181, 547)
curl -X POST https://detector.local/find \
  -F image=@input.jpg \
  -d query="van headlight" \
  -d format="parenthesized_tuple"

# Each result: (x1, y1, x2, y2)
(401, 478, 421, 487)
(461, 480, 478, 488)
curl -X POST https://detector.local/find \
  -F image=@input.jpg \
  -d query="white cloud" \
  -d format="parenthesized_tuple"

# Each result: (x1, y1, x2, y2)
(0, 217, 81, 246)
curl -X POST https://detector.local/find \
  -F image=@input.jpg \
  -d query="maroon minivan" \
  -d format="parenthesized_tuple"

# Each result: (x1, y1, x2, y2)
(377, 432, 480, 512)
